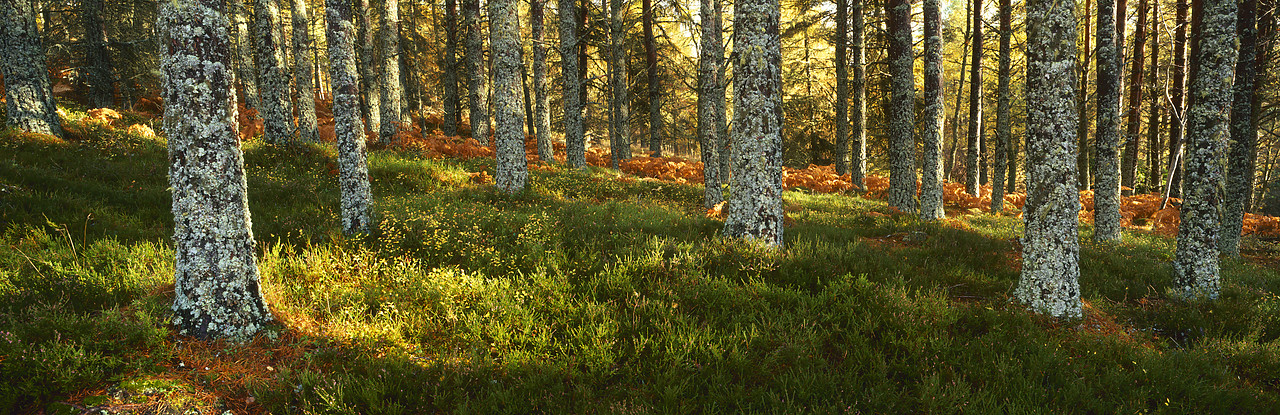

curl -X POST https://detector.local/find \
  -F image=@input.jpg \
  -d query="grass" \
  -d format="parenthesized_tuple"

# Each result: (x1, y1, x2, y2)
(2, 115, 1280, 413)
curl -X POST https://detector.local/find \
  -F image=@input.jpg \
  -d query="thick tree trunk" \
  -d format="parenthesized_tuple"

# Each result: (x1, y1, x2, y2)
(292, 0, 319, 143)
(561, 0, 585, 166)
(1174, 0, 1237, 299)
(643, 0, 663, 157)
(698, 0, 724, 208)
(377, 0, 402, 143)
(1121, 0, 1147, 195)
(849, 0, 867, 189)
(609, 0, 631, 168)
(463, 0, 489, 144)
(1144, 0, 1161, 191)
(1095, 0, 1124, 241)
(325, 0, 373, 233)
(159, 0, 271, 340)
(1221, 0, 1257, 256)
(0, 0, 63, 138)
(1018, 0, 1081, 319)
(253, 0, 297, 144)
(1167, 0, 1188, 197)
(835, 0, 850, 176)
(724, 0, 783, 246)
(532, 0, 552, 160)
(491, 0, 528, 193)
(83, 0, 114, 108)
(966, 0, 984, 197)
(920, 0, 945, 220)
(993, 0, 1012, 212)
(442, 0, 460, 135)
(358, 0, 381, 134)
(885, 0, 916, 212)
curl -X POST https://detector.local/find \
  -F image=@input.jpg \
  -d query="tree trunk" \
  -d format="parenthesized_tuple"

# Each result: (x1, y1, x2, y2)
(83, 0, 114, 108)
(1018, 0, 1081, 318)
(532, 0, 553, 160)
(1144, 0, 1161, 191)
(159, 0, 271, 340)
(442, 0, 460, 135)
(292, 0, 319, 143)
(1221, 0, 1257, 256)
(920, 0, 945, 220)
(491, 0, 528, 193)
(993, 0, 1012, 212)
(1121, 0, 1147, 195)
(643, 0, 663, 157)
(561, 0, 585, 166)
(885, 0, 916, 212)
(1095, 0, 1124, 241)
(724, 0, 783, 246)
(378, 0, 402, 143)
(849, 0, 866, 189)
(357, 0, 380, 134)
(231, 1, 260, 112)
(0, 0, 62, 138)
(1174, 0, 1237, 299)
(325, 0, 373, 233)
(254, 0, 297, 144)
(948, 0, 971, 182)
(698, 0, 724, 209)
(609, 0, 631, 168)
(834, 0, 850, 175)
(1077, 0, 1092, 190)
(463, 0, 489, 144)
(966, 0, 984, 197)
(1167, 0, 1188, 197)
(1249, 0, 1276, 211)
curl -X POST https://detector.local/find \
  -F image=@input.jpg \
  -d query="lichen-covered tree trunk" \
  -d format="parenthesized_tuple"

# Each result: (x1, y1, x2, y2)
(834, 0, 850, 176)
(1120, 0, 1147, 195)
(1076, 0, 1092, 190)
(532, 0, 553, 161)
(885, 0, 916, 212)
(1167, 0, 1188, 197)
(442, 0, 460, 136)
(698, 0, 724, 209)
(83, 0, 114, 108)
(292, 0, 319, 143)
(325, 0, 373, 233)
(965, 0, 983, 197)
(1144, 0, 1161, 191)
(1018, 0, 1081, 319)
(1174, 0, 1237, 299)
(0, 0, 63, 138)
(920, 0, 945, 220)
(849, 0, 866, 189)
(490, 0, 528, 194)
(1094, 0, 1124, 241)
(357, 0, 381, 135)
(993, 0, 1011, 212)
(462, 0, 489, 144)
(713, 0, 729, 184)
(560, 0, 585, 166)
(724, 0, 783, 246)
(643, 0, 663, 157)
(378, 0, 403, 143)
(609, 0, 631, 169)
(159, 0, 272, 340)
(230, 1, 260, 111)
(254, 0, 297, 144)
(1220, 0, 1257, 256)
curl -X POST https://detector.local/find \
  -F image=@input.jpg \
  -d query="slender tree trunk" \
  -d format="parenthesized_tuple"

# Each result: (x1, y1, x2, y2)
(462, 0, 489, 144)
(231, 1, 260, 113)
(850, 0, 867, 188)
(325, 0, 373, 233)
(1174, 0, 1237, 299)
(643, 0, 663, 156)
(1144, 0, 1161, 191)
(0, 0, 62, 138)
(358, 0, 381, 134)
(948, 0, 971, 182)
(609, 0, 631, 168)
(885, 0, 916, 212)
(834, 0, 850, 175)
(699, 0, 725, 208)
(561, 0, 585, 166)
(442, 0, 460, 135)
(377, 0, 403, 143)
(1249, 0, 1276, 210)
(159, 0, 271, 340)
(1167, 0, 1188, 197)
(966, 0, 984, 197)
(292, 0, 319, 142)
(1077, 0, 1093, 189)
(491, 0, 528, 193)
(254, 0, 297, 144)
(532, 0, 553, 160)
(578, 0, 591, 132)
(1221, 0, 1257, 256)
(1095, 0, 1124, 241)
(83, 0, 114, 108)
(1018, 0, 1082, 318)
(921, 0, 945, 220)
(724, 0, 783, 246)
(1121, 0, 1147, 194)
(994, 0, 1012, 211)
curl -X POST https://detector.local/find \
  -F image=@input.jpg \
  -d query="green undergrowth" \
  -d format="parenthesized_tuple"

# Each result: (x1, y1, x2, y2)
(2, 124, 1280, 413)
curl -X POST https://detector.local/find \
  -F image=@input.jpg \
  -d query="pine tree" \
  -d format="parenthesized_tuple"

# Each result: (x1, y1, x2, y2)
(835, 0, 850, 176)
(920, 0, 945, 220)
(326, 0, 373, 233)
(1167, 0, 1188, 197)
(292, 0, 319, 143)
(253, 0, 297, 144)
(561, 0, 586, 166)
(1094, 0, 1124, 241)
(231, 0, 260, 111)
(1017, 0, 1081, 318)
(358, 0, 381, 135)
(1174, 0, 1237, 299)
(1144, 0, 1161, 191)
(0, 0, 64, 138)
(1077, 0, 1093, 190)
(1121, 0, 1148, 195)
(724, 0, 783, 246)
(379, 0, 403, 143)
(442, 0, 460, 136)
(966, 0, 984, 197)
(885, 0, 916, 213)
(1221, 0, 1258, 256)
(698, 0, 724, 209)
(992, 0, 1012, 212)
(849, 0, 866, 189)
(609, 0, 632, 168)
(532, 0, 553, 161)
(643, 0, 663, 157)
(490, 0, 528, 193)
(83, 0, 114, 108)
(159, 0, 272, 340)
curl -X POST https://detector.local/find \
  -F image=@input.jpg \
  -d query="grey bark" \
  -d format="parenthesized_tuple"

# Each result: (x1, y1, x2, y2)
(966, 0, 983, 197)
(533, 0, 553, 161)
(699, 0, 724, 209)
(609, 0, 632, 168)
(724, 0, 783, 246)
(561, 0, 585, 166)
(1095, 0, 1124, 241)
(379, 0, 403, 143)
(993, 0, 1011, 212)
(643, 0, 663, 157)
(713, 0, 729, 183)
(159, 0, 272, 340)
(254, 0, 297, 144)
(835, 0, 850, 176)
(325, 0, 373, 233)
(1174, 0, 1237, 300)
(358, 0, 381, 135)
(1221, 0, 1257, 256)
(1017, 0, 1081, 318)
(0, 0, 63, 138)
(1144, 0, 1161, 191)
(920, 0, 945, 220)
(1168, 0, 1188, 197)
(231, 1, 259, 111)
(292, 0, 319, 143)
(850, 0, 867, 189)
(83, 0, 114, 108)
(491, 0, 528, 193)
(1121, 0, 1148, 195)
(442, 0, 460, 135)
(1077, 0, 1092, 190)
(885, 0, 916, 212)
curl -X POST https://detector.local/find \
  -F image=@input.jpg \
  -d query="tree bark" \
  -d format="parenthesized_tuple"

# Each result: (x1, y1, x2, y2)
(159, 0, 272, 340)
(463, 0, 490, 144)
(83, 0, 114, 108)
(885, 0, 916, 212)
(966, 0, 984, 197)
(442, 0, 460, 135)
(835, 0, 850, 176)
(609, 0, 631, 168)
(1095, 0, 1124, 241)
(491, 0, 528, 193)
(698, 0, 724, 208)
(849, 0, 867, 189)
(231, 1, 260, 112)
(532, 0, 553, 160)
(1221, 0, 1257, 256)
(920, 0, 945, 220)
(1167, 0, 1188, 197)
(643, 0, 663, 156)
(1144, 0, 1161, 191)
(0, 0, 63, 138)
(253, 0, 297, 144)
(1077, 0, 1092, 190)
(993, 0, 1012, 212)
(377, 0, 402, 143)
(724, 0, 783, 246)
(325, 0, 373, 233)
(561, 0, 585, 166)
(357, 0, 381, 135)
(1121, 0, 1147, 195)
(292, 0, 319, 143)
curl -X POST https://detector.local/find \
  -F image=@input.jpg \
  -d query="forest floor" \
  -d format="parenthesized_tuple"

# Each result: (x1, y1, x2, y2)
(2, 107, 1280, 413)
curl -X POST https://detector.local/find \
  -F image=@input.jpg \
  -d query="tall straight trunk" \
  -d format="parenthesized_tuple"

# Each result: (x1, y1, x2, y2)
(358, 0, 381, 134)
(699, 0, 724, 208)
(1144, 0, 1161, 190)
(159, 0, 271, 340)
(1095, 0, 1124, 241)
(254, 0, 297, 144)
(578, 0, 591, 121)
(885, 0, 916, 212)
(1121, 0, 1147, 194)
(561, 0, 585, 166)
(463, 0, 489, 144)
(724, 0, 783, 246)
(850, 0, 867, 188)
(403, 4, 421, 124)
(1221, 0, 1257, 256)
(83, 0, 114, 108)
(948, 0, 971, 182)
(835, 0, 850, 175)
(1167, 0, 1188, 197)
(325, 0, 373, 233)
(292, 0, 319, 142)
(714, 0, 729, 183)
(378, 0, 402, 143)
(643, 0, 663, 156)
(1077, 0, 1093, 189)
(1249, 0, 1276, 210)
(532, 0, 553, 160)
(231, 1, 259, 112)
(920, 0, 945, 220)
(442, 0, 460, 135)
(993, 0, 1012, 211)
(1018, 0, 1082, 318)
(1174, 0, 1237, 299)
(966, 0, 984, 197)
(608, 0, 631, 168)
(0, 0, 62, 137)
(491, 0, 528, 193)
(522, 58, 534, 133)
